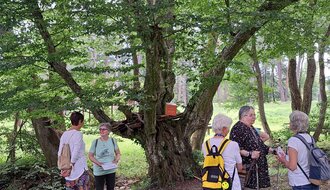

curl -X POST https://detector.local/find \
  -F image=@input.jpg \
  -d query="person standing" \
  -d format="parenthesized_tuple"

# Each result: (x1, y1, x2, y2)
(230, 106, 274, 189)
(58, 111, 89, 190)
(277, 110, 319, 190)
(89, 123, 121, 190)
(202, 113, 243, 190)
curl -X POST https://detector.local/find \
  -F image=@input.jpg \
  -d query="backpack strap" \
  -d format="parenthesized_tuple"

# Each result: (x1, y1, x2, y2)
(94, 138, 116, 155)
(218, 139, 230, 154)
(205, 140, 212, 154)
(294, 134, 313, 150)
(111, 138, 115, 149)
(232, 167, 236, 181)
(297, 163, 309, 180)
(94, 139, 99, 155)
(294, 134, 313, 180)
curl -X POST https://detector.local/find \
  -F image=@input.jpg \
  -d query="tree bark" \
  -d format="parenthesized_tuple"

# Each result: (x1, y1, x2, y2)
(132, 51, 140, 90)
(276, 59, 287, 102)
(7, 112, 22, 163)
(313, 24, 330, 141)
(31, 117, 61, 167)
(301, 53, 316, 114)
(288, 58, 302, 110)
(144, 120, 198, 186)
(191, 127, 207, 151)
(250, 37, 272, 138)
(271, 64, 276, 102)
(296, 54, 303, 90)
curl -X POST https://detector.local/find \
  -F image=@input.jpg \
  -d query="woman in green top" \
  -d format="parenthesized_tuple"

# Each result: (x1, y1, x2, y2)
(89, 123, 121, 190)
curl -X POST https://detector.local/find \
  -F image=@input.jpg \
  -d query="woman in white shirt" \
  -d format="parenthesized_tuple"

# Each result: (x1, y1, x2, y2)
(58, 111, 89, 190)
(201, 113, 243, 190)
(277, 110, 319, 190)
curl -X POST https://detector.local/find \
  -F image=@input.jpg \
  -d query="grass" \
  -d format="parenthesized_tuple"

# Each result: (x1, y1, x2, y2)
(213, 101, 293, 132)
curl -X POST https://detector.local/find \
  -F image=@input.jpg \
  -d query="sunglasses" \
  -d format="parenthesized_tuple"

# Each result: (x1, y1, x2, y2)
(99, 128, 108, 131)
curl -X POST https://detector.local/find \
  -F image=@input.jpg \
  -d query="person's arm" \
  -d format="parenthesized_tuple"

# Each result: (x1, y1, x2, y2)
(236, 163, 243, 172)
(88, 139, 102, 166)
(240, 149, 260, 159)
(113, 149, 121, 164)
(240, 150, 250, 157)
(88, 152, 102, 166)
(259, 131, 270, 142)
(277, 147, 298, 171)
(70, 132, 83, 165)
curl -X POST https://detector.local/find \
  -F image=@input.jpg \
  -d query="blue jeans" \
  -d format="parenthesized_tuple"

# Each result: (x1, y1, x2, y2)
(292, 183, 319, 190)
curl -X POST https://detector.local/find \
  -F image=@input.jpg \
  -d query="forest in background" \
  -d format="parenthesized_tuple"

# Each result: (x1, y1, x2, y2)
(0, 0, 330, 189)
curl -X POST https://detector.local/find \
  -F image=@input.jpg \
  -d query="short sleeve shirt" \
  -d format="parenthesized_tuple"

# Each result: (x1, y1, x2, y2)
(58, 130, 88, 181)
(89, 137, 118, 176)
(202, 137, 242, 190)
(287, 134, 312, 186)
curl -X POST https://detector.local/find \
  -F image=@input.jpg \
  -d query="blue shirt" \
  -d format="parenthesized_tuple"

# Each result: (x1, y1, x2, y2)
(89, 137, 118, 176)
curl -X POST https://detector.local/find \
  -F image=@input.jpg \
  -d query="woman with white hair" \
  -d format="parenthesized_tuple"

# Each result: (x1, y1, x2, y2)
(277, 110, 319, 190)
(202, 113, 243, 190)
(89, 123, 121, 190)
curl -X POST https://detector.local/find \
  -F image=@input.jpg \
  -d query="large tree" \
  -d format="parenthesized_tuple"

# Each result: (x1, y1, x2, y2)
(0, 0, 300, 187)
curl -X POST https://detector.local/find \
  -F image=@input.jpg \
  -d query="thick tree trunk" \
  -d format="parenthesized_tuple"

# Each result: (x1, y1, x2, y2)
(288, 58, 302, 110)
(145, 121, 198, 186)
(31, 117, 61, 167)
(301, 53, 316, 115)
(313, 24, 330, 141)
(191, 127, 207, 151)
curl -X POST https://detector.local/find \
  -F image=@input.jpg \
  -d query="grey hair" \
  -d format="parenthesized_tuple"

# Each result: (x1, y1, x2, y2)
(99, 123, 111, 131)
(289, 110, 309, 133)
(212, 113, 233, 133)
(239, 105, 254, 120)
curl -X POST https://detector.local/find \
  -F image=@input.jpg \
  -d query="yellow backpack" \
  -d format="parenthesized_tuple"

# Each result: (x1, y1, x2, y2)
(202, 139, 233, 190)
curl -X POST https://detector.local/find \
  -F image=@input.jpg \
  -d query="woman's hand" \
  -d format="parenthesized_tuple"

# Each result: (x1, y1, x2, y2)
(276, 152, 286, 165)
(112, 157, 120, 164)
(251, 150, 260, 159)
(60, 169, 71, 177)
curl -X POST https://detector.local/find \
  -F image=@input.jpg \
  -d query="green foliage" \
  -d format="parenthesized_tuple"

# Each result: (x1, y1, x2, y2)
(309, 102, 330, 132)
(0, 120, 43, 162)
(0, 157, 63, 190)
(130, 177, 152, 190)
(192, 149, 204, 166)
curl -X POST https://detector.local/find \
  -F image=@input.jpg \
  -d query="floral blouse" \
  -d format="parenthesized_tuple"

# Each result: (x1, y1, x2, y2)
(229, 121, 271, 189)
